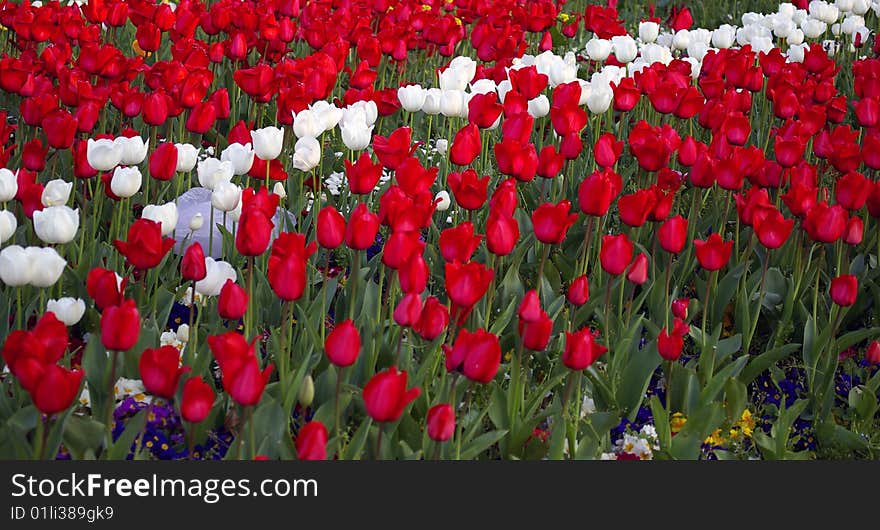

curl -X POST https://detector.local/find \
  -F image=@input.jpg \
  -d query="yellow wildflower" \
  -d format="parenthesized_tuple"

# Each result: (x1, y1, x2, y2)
(670, 412, 687, 434)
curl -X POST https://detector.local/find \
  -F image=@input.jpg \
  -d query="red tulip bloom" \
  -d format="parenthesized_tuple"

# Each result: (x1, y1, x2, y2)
(139, 345, 188, 399)
(87, 268, 127, 311)
(225, 356, 273, 406)
(345, 152, 383, 194)
(1, 313, 68, 393)
(618, 189, 657, 228)
(563, 328, 607, 371)
(600, 233, 633, 276)
(537, 145, 565, 179)
(627, 253, 649, 285)
(439, 222, 483, 263)
(468, 92, 503, 129)
(486, 211, 519, 256)
(835, 171, 870, 211)
(803, 202, 847, 243)
(181, 376, 215, 424)
(844, 216, 863, 245)
(325, 320, 361, 368)
(296, 421, 328, 460)
(672, 298, 690, 320)
(185, 100, 217, 134)
(345, 203, 380, 250)
(494, 138, 538, 182)
(362, 366, 420, 423)
(628, 120, 675, 172)
(658, 318, 690, 361)
(372, 127, 413, 170)
(448, 168, 489, 210)
(114, 219, 175, 270)
(218, 279, 248, 320)
(181, 242, 207, 282)
(567, 275, 590, 306)
(316, 206, 346, 249)
(658, 215, 688, 254)
(532, 200, 577, 244)
(399, 253, 429, 294)
(449, 123, 481, 166)
(413, 297, 450, 341)
(444, 261, 494, 309)
(150, 142, 178, 181)
(268, 232, 316, 301)
(866, 341, 880, 365)
(753, 209, 794, 250)
(594, 133, 623, 168)
(42, 108, 77, 149)
(578, 168, 622, 216)
(235, 207, 274, 257)
(694, 233, 733, 271)
(22, 139, 47, 172)
(31, 365, 83, 415)
(394, 292, 423, 328)
(426, 403, 455, 442)
(443, 328, 502, 384)
(830, 274, 858, 307)
(100, 299, 140, 351)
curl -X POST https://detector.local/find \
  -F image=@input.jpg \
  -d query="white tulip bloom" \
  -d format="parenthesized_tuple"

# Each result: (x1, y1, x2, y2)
(87, 138, 123, 172)
(33, 205, 79, 244)
(141, 202, 179, 236)
(46, 297, 86, 326)
(110, 166, 142, 198)
(41, 179, 73, 207)
(251, 126, 284, 161)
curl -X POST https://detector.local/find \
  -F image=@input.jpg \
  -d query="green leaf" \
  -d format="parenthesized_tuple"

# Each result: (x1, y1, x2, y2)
(63, 416, 105, 459)
(107, 409, 148, 460)
(460, 430, 508, 460)
(344, 418, 373, 460)
(740, 343, 801, 384)
(700, 355, 748, 403)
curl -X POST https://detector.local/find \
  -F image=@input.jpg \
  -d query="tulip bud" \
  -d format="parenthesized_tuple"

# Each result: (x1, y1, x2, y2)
(567, 275, 589, 306)
(272, 182, 287, 199)
(297, 375, 315, 407)
(189, 213, 204, 231)
(830, 274, 858, 307)
(295, 421, 328, 460)
(218, 279, 248, 319)
(866, 341, 880, 365)
(325, 320, 361, 367)
(176, 324, 190, 343)
(427, 403, 455, 442)
(100, 299, 140, 351)
(672, 298, 690, 320)
(181, 376, 215, 423)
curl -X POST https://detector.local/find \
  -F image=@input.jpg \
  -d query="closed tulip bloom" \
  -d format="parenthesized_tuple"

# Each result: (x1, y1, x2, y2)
(414, 297, 450, 341)
(41, 179, 72, 207)
(46, 297, 86, 326)
(181, 376, 215, 423)
(181, 242, 207, 282)
(218, 279, 248, 320)
(220, 143, 255, 176)
(362, 366, 420, 423)
(325, 319, 361, 367)
(251, 126, 284, 161)
(866, 341, 880, 365)
(0, 210, 15, 244)
(578, 168, 622, 216)
(398, 84, 427, 112)
(139, 345, 187, 399)
(195, 258, 237, 297)
(486, 211, 519, 256)
(754, 209, 795, 249)
(448, 168, 489, 210)
(0, 246, 32, 287)
(296, 421, 328, 460)
(567, 275, 590, 306)
(394, 293, 423, 327)
(658, 215, 688, 254)
(225, 356, 273, 406)
(563, 328, 608, 371)
(594, 133, 624, 168)
(87, 138, 123, 171)
(86, 268, 126, 310)
(843, 216, 863, 245)
(100, 299, 140, 351)
(426, 403, 455, 442)
(141, 202, 178, 236)
(211, 181, 242, 212)
(0, 168, 17, 202)
(33, 206, 79, 244)
(399, 253, 429, 293)
(803, 202, 847, 243)
(114, 219, 175, 269)
(444, 328, 501, 384)
(600, 233, 633, 276)
(110, 166, 142, 198)
(235, 208, 273, 257)
(439, 222, 483, 263)
(292, 136, 321, 172)
(658, 327, 685, 361)
(830, 274, 858, 306)
(340, 116, 374, 151)
(31, 365, 83, 415)
(694, 233, 733, 271)
(149, 142, 178, 181)
(197, 158, 234, 191)
(672, 298, 690, 320)
(175, 143, 199, 173)
(344, 203, 380, 250)
(26, 247, 67, 288)
(115, 136, 149, 166)
(519, 313, 553, 351)
(445, 261, 494, 309)
(532, 200, 577, 244)
(317, 206, 346, 249)
(449, 123, 481, 166)
(627, 253, 649, 285)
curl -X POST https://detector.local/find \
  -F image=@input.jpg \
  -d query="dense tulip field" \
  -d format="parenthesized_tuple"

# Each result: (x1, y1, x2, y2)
(1, 0, 879, 461)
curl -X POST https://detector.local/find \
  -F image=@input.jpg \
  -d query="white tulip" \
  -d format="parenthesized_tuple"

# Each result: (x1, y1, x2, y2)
(228, 199, 243, 223)
(189, 212, 204, 231)
(851, 0, 869, 15)
(610, 35, 638, 63)
(639, 21, 660, 43)
(397, 85, 427, 112)
(0, 168, 17, 202)
(194, 257, 237, 296)
(585, 38, 612, 61)
(712, 25, 738, 48)
(434, 190, 451, 211)
(836, 0, 854, 11)
(272, 182, 287, 200)
(309, 100, 343, 131)
(41, 179, 73, 207)
(293, 109, 324, 139)
(110, 166, 142, 198)
(577, 80, 592, 105)
(26, 246, 66, 288)
(196, 158, 234, 190)
(115, 136, 149, 166)
(801, 18, 827, 38)
(496, 80, 512, 103)
(176, 323, 190, 343)
(439, 90, 467, 117)
(174, 143, 199, 172)
(33, 205, 79, 244)
(340, 119, 373, 151)
(46, 297, 85, 326)
(672, 30, 691, 50)
(586, 82, 613, 114)
(292, 136, 321, 172)
(86, 138, 123, 172)
(469, 79, 497, 95)
(435, 139, 448, 155)
(0, 210, 16, 243)
(220, 142, 254, 176)
(211, 181, 242, 212)
(422, 87, 443, 115)
(527, 95, 550, 118)
(549, 56, 577, 86)
(788, 43, 809, 62)
(840, 15, 865, 34)
(141, 202, 178, 236)
(642, 43, 674, 65)
(251, 126, 284, 161)
(0, 245, 31, 286)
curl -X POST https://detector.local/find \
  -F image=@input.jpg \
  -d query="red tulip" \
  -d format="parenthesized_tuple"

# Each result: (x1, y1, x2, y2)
(443, 328, 501, 384)
(218, 279, 248, 320)
(830, 274, 858, 307)
(22, 139, 47, 172)
(413, 297, 450, 341)
(672, 298, 690, 320)
(139, 345, 188, 399)
(468, 92, 503, 128)
(394, 293, 423, 328)
(448, 168, 490, 210)
(563, 328, 607, 371)
(594, 133, 623, 168)
(373, 127, 412, 170)
(345, 203, 380, 250)
(444, 261, 494, 309)
(345, 152, 383, 194)
(627, 253, 649, 285)
(567, 275, 590, 306)
(114, 219, 175, 270)
(225, 356, 273, 406)
(439, 222, 483, 263)
(87, 268, 127, 311)
(325, 319, 361, 367)
(100, 299, 140, 351)
(181, 376, 215, 423)
(181, 242, 207, 282)
(399, 253, 428, 294)
(843, 216, 863, 246)
(42, 108, 77, 149)
(485, 211, 519, 256)
(185, 100, 217, 134)
(362, 366, 420, 423)
(658, 215, 688, 254)
(149, 142, 178, 181)
(537, 145, 565, 179)
(600, 233, 633, 276)
(296, 421, 328, 460)
(31, 365, 83, 415)
(753, 209, 794, 250)
(835, 171, 870, 211)
(803, 202, 847, 243)
(578, 168, 622, 216)
(427, 403, 455, 442)
(618, 189, 657, 227)
(694, 233, 733, 271)
(449, 123, 481, 166)
(866, 341, 880, 365)
(235, 207, 274, 257)
(1, 313, 68, 392)
(658, 318, 690, 361)
(532, 200, 577, 244)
